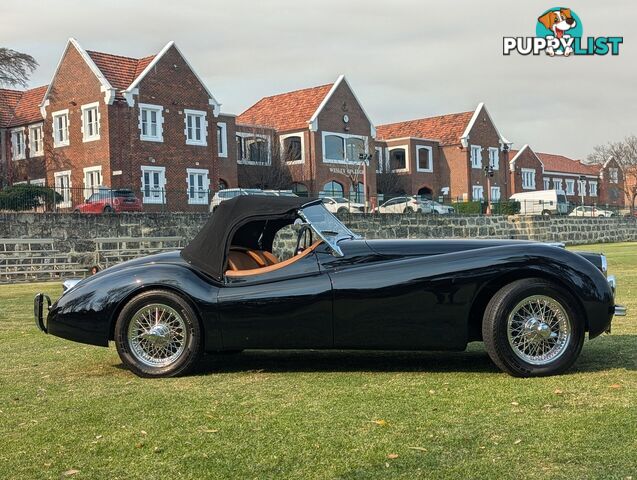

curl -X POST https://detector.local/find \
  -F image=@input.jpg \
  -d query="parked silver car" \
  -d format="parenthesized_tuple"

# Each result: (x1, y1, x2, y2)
(569, 206, 614, 218)
(209, 188, 275, 212)
(374, 196, 433, 214)
(321, 196, 365, 214)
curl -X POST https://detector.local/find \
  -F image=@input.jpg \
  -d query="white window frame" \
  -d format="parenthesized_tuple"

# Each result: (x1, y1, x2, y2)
(415, 145, 433, 173)
(321, 131, 369, 165)
(589, 180, 598, 197)
(83, 166, 103, 199)
(578, 179, 587, 196)
(470, 145, 482, 169)
(472, 185, 484, 200)
(565, 178, 575, 195)
(28, 123, 44, 157)
(490, 186, 501, 202)
(488, 147, 499, 170)
(52, 109, 70, 147)
(553, 178, 564, 192)
(140, 166, 167, 204)
(186, 168, 210, 205)
(375, 147, 384, 173)
(543, 178, 551, 190)
(521, 168, 536, 190)
(216, 122, 228, 158)
(54, 170, 72, 208)
(280, 133, 305, 164)
(11, 127, 26, 160)
(236, 132, 271, 166)
(388, 145, 410, 173)
(184, 109, 208, 146)
(609, 168, 619, 184)
(31, 178, 45, 186)
(139, 103, 164, 142)
(80, 102, 100, 142)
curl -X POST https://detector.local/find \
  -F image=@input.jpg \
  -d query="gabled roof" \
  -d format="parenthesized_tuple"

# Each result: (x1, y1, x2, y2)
(0, 89, 23, 128)
(87, 50, 155, 91)
(535, 151, 600, 176)
(237, 82, 334, 132)
(509, 144, 544, 167)
(377, 111, 474, 145)
(0, 86, 47, 128)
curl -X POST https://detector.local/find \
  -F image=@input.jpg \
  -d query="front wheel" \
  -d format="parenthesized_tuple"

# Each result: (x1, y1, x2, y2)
(541, 209, 551, 216)
(482, 278, 584, 377)
(115, 290, 202, 377)
(403, 207, 414, 213)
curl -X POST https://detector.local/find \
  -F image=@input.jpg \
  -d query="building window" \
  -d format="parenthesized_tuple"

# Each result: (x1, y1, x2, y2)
(281, 134, 303, 163)
(472, 185, 484, 200)
(490, 186, 501, 202)
(186, 168, 210, 205)
(139, 104, 163, 142)
(141, 166, 166, 204)
(237, 133, 271, 165)
(28, 124, 44, 157)
(184, 109, 207, 146)
(81, 102, 100, 142)
(83, 166, 102, 199)
(322, 180, 344, 197)
(565, 179, 575, 195)
(543, 178, 550, 190)
(521, 168, 536, 190)
(31, 178, 45, 186)
(216, 122, 228, 157)
(54, 170, 72, 208)
(470, 145, 482, 169)
(218, 179, 228, 190)
(322, 132, 367, 163)
(553, 178, 563, 192)
(609, 168, 619, 184)
(578, 179, 587, 196)
(589, 181, 598, 197)
(416, 146, 433, 172)
(389, 148, 407, 172)
(11, 128, 25, 160)
(488, 147, 499, 170)
(350, 182, 365, 203)
(52, 110, 69, 147)
(292, 182, 308, 197)
(375, 147, 384, 173)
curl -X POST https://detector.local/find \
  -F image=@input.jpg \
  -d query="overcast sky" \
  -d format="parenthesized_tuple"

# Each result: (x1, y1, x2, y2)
(2, 0, 634, 159)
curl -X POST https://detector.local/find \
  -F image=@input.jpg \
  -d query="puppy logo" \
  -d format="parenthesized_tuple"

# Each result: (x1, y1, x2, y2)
(536, 7, 582, 56)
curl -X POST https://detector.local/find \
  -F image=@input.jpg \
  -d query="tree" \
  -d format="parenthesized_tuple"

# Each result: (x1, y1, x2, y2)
(236, 125, 293, 190)
(587, 135, 637, 212)
(0, 48, 38, 88)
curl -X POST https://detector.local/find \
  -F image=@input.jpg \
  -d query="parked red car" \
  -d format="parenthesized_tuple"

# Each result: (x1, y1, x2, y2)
(74, 189, 143, 214)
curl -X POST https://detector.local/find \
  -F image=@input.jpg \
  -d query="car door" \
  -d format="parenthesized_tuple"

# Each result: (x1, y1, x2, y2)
(217, 247, 333, 349)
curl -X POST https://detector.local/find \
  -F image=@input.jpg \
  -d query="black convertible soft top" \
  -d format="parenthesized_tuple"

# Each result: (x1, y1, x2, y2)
(181, 195, 319, 281)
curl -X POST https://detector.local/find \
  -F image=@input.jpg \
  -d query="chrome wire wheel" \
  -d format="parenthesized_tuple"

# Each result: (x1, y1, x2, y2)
(506, 295, 572, 366)
(127, 303, 188, 368)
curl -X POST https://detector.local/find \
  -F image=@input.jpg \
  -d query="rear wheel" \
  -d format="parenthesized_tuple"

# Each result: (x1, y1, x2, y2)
(103, 205, 113, 213)
(403, 207, 414, 213)
(337, 207, 349, 214)
(115, 290, 202, 377)
(541, 209, 551, 216)
(482, 278, 584, 377)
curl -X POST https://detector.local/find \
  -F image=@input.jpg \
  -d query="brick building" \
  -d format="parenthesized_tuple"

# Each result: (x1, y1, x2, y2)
(236, 75, 377, 202)
(376, 103, 512, 202)
(509, 145, 625, 207)
(1, 38, 235, 210)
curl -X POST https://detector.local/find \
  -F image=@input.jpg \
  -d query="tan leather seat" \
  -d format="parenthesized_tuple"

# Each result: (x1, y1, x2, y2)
(226, 241, 322, 277)
(227, 248, 280, 271)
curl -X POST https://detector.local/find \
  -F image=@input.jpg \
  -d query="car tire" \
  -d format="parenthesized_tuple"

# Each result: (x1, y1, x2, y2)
(482, 278, 584, 377)
(103, 205, 113, 214)
(541, 209, 551, 216)
(73, 209, 81, 215)
(337, 207, 349, 214)
(114, 289, 203, 378)
(403, 207, 414, 213)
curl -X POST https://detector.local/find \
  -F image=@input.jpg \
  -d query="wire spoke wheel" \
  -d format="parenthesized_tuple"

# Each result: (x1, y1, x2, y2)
(507, 295, 571, 366)
(127, 303, 188, 368)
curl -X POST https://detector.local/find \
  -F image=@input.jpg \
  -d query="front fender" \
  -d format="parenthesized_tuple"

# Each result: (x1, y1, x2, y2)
(47, 263, 220, 349)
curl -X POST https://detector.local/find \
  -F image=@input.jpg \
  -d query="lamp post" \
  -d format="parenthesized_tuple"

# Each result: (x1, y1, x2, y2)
(578, 175, 586, 207)
(484, 162, 495, 215)
(358, 153, 372, 212)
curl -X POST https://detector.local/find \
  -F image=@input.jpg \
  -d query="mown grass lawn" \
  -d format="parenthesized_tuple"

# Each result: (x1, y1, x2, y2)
(0, 243, 635, 479)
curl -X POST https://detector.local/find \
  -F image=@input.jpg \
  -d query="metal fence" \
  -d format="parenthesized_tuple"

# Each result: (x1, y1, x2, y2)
(0, 184, 630, 217)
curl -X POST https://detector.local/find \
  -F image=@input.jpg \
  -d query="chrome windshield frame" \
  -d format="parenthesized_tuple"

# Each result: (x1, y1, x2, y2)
(298, 203, 360, 257)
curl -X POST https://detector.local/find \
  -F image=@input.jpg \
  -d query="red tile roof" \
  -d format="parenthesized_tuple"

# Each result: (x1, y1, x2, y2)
(376, 111, 474, 145)
(87, 50, 156, 91)
(0, 88, 23, 128)
(535, 151, 600, 175)
(237, 83, 334, 132)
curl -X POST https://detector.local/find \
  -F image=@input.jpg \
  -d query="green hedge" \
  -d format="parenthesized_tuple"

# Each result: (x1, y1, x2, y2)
(452, 200, 521, 215)
(0, 184, 62, 211)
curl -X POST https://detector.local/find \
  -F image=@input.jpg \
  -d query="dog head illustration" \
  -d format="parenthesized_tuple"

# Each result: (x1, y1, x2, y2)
(538, 8, 577, 38)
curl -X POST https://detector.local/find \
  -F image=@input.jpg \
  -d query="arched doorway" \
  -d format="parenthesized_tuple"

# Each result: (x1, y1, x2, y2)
(292, 182, 309, 197)
(218, 179, 228, 191)
(417, 186, 433, 200)
(321, 180, 344, 198)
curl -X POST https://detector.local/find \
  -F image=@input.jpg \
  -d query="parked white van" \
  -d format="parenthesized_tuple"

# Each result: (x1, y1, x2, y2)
(509, 190, 568, 215)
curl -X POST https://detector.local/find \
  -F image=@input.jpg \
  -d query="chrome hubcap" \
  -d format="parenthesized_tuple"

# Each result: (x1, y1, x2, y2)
(127, 304, 188, 368)
(507, 295, 571, 365)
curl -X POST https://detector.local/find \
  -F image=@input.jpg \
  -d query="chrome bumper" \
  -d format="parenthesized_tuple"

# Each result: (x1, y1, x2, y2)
(34, 293, 51, 333)
(607, 275, 626, 317)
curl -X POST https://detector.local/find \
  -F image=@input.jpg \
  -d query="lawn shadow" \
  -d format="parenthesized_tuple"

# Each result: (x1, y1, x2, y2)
(191, 334, 636, 376)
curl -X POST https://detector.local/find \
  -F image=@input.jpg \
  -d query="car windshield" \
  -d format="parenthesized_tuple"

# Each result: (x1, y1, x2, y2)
(333, 197, 349, 203)
(299, 203, 359, 256)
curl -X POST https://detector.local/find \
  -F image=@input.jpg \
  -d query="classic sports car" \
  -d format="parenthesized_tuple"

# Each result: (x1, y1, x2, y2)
(35, 196, 625, 378)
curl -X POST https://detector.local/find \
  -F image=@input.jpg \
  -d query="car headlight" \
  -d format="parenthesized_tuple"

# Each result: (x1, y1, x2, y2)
(600, 254, 608, 275)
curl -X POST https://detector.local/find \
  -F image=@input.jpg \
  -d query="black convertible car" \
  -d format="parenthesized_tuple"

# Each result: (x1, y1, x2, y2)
(35, 196, 625, 377)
